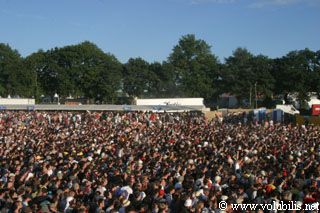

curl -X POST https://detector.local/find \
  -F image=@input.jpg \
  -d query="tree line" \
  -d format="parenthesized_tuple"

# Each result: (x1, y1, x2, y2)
(0, 34, 319, 107)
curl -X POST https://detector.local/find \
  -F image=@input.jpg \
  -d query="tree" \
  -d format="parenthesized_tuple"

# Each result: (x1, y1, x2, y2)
(70, 41, 122, 103)
(271, 49, 318, 107)
(168, 34, 220, 100)
(148, 62, 176, 98)
(24, 50, 49, 99)
(304, 49, 320, 97)
(222, 48, 275, 107)
(1, 39, 319, 106)
(27, 49, 60, 97)
(250, 55, 275, 101)
(222, 48, 255, 103)
(27, 42, 122, 103)
(88, 54, 122, 103)
(122, 58, 155, 98)
(147, 62, 162, 97)
(0, 43, 35, 97)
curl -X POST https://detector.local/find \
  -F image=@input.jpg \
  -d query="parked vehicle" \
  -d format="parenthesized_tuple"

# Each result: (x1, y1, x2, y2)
(311, 104, 320, 116)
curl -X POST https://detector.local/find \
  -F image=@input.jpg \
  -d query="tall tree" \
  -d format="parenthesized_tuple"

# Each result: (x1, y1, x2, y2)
(313, 50, 320, 97)
(24, 50, 50, 99)
(122, 58, 155, 98)
(71, 41, 122, 102)
(271, 49, 318, 106)
(250, 55, 275, 99)
(168, 34, 220, 100)
(148, 62, 176, 98)
(0, 43, 35, 97)
(222, 48, 255, 101)
(222, 48, 275, 107)
(27, 42, 122, 103)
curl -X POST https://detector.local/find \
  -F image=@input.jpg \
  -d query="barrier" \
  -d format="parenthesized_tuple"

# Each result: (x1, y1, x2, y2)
(123, 105, 133, 111)
(0, 104, 205, 112)
(27, 106, 35, 111)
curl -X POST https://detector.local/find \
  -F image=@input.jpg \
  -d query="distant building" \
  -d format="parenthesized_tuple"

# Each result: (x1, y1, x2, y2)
(0, 98, 35, 105)
(287, 92, 320, 109)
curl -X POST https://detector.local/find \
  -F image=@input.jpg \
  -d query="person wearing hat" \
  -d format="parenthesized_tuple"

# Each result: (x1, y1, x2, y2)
(181, 198, 194, 213)
(119, 198, 131, 213)
(175, 176, 184, 190)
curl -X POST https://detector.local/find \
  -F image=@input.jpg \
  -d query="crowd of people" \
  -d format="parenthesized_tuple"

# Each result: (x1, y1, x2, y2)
(0, 110, 319, 213)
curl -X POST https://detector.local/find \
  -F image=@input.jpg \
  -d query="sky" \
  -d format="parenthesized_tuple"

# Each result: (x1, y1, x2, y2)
(0, 0, 320, 63)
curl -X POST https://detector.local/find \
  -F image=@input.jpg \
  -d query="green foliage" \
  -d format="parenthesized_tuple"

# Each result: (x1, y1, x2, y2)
(168, 34, 220, 99)
(0, 37, 319, 106)
(148, 62, 176, 98)
(222, 48, 255, 100)
(122, 58, 152, 97)
(221, 48, 276, 107)
(272, 49, 319, 105)
(0, 43, 36, 97)
(24, 42, 122, 103)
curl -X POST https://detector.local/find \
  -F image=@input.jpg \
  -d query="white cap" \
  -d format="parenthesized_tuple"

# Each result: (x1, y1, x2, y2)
(184, 198, 192, 207)
(122, 199, 131, 207)
(221, 195, 228, 201)
(188, 159, 194, 164)
(195, 189, 204, 197)
(244, 156, 251, 163)
(66, 196, 74, 203)
(140, 191, 146, 200)
(215, 176, 221, 182)
(26, 172, 34, 180)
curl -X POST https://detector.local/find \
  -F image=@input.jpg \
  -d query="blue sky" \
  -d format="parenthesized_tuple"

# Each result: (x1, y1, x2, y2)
(0, 0, 319, 63)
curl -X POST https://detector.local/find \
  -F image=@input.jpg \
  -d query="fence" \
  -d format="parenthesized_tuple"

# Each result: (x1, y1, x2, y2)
(0, 104, 205, 112)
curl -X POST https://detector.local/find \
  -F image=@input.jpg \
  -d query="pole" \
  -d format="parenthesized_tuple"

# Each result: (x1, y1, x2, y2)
(249, 85, 252, 109)
(255, 82, 257, 109)
(35, 71, 38, 102)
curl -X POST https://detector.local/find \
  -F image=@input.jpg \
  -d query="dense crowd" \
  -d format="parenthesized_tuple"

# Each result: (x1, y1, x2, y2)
(0, 111, 319, 213)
